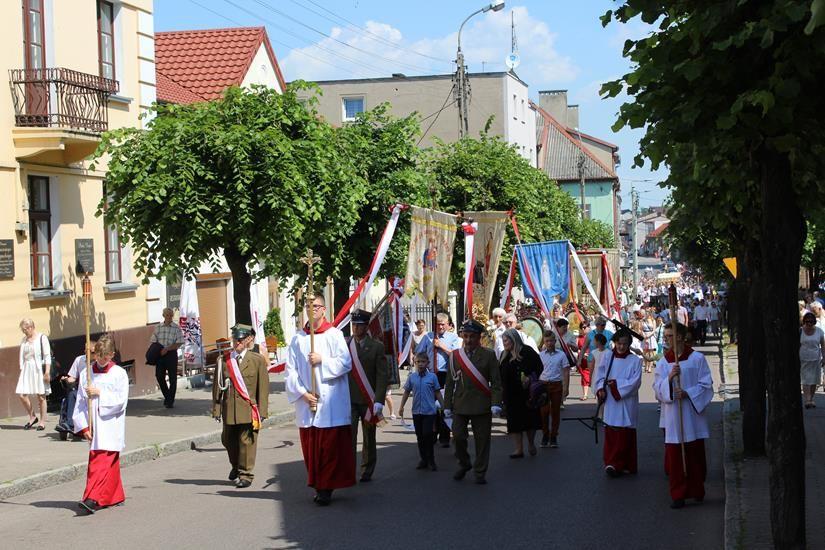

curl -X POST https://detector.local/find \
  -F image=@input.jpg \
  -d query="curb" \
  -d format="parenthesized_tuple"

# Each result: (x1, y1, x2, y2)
(0, 409, 295, 501)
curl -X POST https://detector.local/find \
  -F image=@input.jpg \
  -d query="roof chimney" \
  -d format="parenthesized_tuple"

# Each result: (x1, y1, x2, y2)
(538, 90, 569, 124)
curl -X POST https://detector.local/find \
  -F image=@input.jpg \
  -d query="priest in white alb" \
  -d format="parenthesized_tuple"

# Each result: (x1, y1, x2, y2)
(653, 322, 714, 509)
(594, 326, 642, 477)
(286, 292, 355, 506)
(72, 336, 129, 514)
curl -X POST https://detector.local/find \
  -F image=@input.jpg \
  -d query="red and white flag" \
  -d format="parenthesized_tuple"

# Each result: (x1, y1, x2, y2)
(453, 348, 491, 397)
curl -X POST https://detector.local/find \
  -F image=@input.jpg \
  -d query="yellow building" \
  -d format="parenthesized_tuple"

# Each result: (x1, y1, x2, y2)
(0, 0, 157, 417)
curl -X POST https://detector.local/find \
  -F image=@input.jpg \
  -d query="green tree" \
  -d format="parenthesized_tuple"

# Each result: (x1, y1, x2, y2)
(802, 213, 825, 291)
(93, 84, 365, 324)
(602, 2, 825, 545)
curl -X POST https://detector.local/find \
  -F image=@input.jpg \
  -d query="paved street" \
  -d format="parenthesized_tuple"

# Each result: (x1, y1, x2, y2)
(0, 345, 724, 550)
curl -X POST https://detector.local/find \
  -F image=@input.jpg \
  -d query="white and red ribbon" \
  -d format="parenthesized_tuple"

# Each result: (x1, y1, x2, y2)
(348, 338, 379, 424)
(388, 276, 411, 366)
(225, 352, 262, 429)
(334, 204, 407, 329)
(461, 221, 477, 318)
(454, 348, 491, 397)
(499, 249, 517, 311)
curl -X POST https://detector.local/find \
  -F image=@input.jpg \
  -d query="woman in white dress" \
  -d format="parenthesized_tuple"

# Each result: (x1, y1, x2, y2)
(641, 310, 658, 373)
(800, 312, 825, 409)
(16, 318, 51, 430)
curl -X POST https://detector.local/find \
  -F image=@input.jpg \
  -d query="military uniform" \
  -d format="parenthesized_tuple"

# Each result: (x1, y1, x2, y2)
(212, 326, 270, 487)
(445, 328, 502, 483)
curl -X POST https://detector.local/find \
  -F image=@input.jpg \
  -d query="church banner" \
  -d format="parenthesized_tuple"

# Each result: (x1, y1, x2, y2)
(405, 206, 457, 305)
(179, 277, 203, 366)
(516, 240, 570, 310)
(464, 211, 509, 313)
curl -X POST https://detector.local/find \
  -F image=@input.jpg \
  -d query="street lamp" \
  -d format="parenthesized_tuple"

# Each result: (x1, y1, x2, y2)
(455, 1, 505, 138)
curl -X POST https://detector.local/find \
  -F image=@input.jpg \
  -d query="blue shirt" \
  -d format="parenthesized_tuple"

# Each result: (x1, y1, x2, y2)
(584, 329, 614, 354)
(415, 331, 461, 373)
(403, 371, 440, 415)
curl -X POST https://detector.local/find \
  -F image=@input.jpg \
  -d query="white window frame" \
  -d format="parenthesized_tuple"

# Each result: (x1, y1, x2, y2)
(342, 95, 365, 122)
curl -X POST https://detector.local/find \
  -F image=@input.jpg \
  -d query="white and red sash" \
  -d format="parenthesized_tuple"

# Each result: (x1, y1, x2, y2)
(224, 352, 261, 430)
(454, 348, 492, 397)
(348, 338, 379, 424)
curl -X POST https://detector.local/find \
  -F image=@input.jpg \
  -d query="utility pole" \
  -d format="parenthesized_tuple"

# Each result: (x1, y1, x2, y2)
(631, 186, 639, 299)
(578, 153, 586, 220)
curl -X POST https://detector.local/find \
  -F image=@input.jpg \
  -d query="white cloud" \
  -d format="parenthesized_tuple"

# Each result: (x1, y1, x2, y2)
(279, 6, 578, 86)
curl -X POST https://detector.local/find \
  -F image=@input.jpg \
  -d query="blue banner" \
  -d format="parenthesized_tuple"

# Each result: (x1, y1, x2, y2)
(516, 240, 570, 309)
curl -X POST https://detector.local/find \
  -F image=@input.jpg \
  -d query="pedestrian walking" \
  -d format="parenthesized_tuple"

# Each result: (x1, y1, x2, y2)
(800, 312, 825, 408)
(16, 318, 51, 431)
(212, 324, 269, 489)
(539, 331, 566, 448)
(285, 293, 355, 506)
(444, 320, 502, 485)
(653, 323, 714, 509)
(149, 308, 183, 408)
(642, 310, 658, 373)
(594, 328, 642, 477)
(398, 352, 445, 471)
(415, 312, 461, 447)
(73, 337, 129, 514)
(346, 309, 388, 482)
(499, 329, 542, 458)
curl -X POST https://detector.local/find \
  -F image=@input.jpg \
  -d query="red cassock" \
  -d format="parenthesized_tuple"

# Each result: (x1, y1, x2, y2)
(299, 426, 356, 490)
(603, 426, 637, 474)
(83, 450, 125, 506)
(665, 439, 706, 501)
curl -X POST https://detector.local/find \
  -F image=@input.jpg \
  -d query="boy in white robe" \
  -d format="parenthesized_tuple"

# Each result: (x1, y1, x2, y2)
(653, 323, 714, 509)
(73, 336, 129, 514)
(595, 328, 642, 477)
(285, 293, 354, 506)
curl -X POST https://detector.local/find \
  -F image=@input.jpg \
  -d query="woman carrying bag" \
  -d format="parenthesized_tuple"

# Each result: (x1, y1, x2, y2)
(16, 318, 52, 430)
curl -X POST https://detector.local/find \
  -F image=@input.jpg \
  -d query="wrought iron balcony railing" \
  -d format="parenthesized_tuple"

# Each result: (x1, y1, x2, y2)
(9, 67, 119, 133)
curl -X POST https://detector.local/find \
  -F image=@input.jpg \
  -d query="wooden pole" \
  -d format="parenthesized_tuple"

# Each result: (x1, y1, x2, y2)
(82, 273, 94, 438)
(300, 249, 321, 413)
(667, 283, 687, 476)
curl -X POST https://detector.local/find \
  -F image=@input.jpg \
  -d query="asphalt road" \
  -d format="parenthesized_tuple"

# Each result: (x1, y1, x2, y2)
(0, 350, 724, 550)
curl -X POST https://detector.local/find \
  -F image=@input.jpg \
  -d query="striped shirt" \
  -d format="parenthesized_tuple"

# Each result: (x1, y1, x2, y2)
(150, 322, 184, 347)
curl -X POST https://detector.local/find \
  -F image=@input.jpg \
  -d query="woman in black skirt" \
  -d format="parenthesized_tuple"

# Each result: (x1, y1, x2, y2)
(500, 328, 543, 457)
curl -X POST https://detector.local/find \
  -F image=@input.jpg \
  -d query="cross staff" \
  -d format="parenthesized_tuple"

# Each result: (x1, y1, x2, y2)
(668, 283, 688, 476)
(82, 273, 94, 438)
(300, 249, 321, 413)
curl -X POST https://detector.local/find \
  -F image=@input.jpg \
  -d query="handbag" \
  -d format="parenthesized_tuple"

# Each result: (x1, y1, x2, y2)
(145, 342, 164, 366)
(39, 334, 60, 378)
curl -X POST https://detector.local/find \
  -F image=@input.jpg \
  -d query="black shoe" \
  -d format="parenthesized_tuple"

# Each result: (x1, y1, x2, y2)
(359, 474, 371, 483)
(540, 435, 550, 448)
(670, 499, 685, 509)
(24, 417, 38, 430)
(416, 460, 427, 470)
(235, 479, 251, 488)
(605, 465, 620, 478)
(474, 476, 487, 485)
(228, 468, 239, 481)
(164, 403, 174, 409)
(453, 467, 471, 481)
(509, 453, 524, 459)
(429, 462, 437, 472)
(550, 436, 559, 448)
(315, 490, 332, 506)
(79, 498, 100, 514)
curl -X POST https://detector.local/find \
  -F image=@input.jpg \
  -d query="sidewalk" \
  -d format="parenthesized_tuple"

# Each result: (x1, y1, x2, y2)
(721, 345, 825, 549)
(0, 372, 295, 500)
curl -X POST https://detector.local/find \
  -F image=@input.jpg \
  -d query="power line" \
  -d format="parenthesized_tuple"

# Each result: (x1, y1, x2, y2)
(287, 0, 453, 67)
(249, 0, 438, 74)
(417, 84, 457, 146)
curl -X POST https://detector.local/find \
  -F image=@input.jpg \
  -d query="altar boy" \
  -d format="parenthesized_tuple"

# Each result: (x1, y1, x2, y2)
(73, 336, 129, 514)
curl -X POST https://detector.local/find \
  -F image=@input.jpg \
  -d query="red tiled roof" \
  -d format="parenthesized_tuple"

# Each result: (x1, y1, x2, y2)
(155, 26, 286, 104)
(647, 223, 669, 239)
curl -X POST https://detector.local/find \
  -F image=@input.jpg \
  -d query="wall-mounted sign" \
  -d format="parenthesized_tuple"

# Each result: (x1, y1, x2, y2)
(0, 240, 14, 278)
(75, 239, 94, 274)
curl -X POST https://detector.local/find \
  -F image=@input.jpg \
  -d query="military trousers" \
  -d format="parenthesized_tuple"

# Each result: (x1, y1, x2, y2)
(351, 403, 377, 478)
(452, 412, 492, 479)
(221, 423, 258, 481)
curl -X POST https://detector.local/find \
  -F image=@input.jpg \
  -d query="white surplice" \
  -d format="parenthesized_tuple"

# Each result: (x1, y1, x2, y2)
(653, 350, 714, 444)
(72, 364, 129, 452)
(285, 326, 352, 428)
(594, 351, 642, 428)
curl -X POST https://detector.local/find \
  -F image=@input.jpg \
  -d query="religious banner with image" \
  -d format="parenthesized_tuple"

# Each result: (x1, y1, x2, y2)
(405, 206, 457, 305)
(179, 277, 203, 366)
(516, 240, 571, 311)
(464, 211, 508, 312)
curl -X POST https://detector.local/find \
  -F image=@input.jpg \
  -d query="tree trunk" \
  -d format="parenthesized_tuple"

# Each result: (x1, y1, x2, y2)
(759, 150, 806, 549)
(737, 241, 766, 457)
(224, 246, 253, 326)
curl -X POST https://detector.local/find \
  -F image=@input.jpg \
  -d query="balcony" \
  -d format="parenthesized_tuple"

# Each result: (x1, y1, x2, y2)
(8, 67, 118, 164)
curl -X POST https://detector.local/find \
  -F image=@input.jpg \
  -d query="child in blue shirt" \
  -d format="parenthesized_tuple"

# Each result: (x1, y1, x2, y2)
(399, 352, 445, 471)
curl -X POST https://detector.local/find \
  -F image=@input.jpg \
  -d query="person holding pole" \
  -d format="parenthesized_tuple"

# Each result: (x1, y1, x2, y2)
(653, 322, 714, 509)
(285, 291, 355, 506)
(73, 336, 129, 514)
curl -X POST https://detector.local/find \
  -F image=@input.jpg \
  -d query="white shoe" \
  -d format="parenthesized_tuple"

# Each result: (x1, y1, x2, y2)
(390, 414, 397, 420)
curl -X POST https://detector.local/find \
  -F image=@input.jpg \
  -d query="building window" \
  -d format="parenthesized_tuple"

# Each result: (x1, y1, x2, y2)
(97, 0, 115, 80)
(513, 94, 517, 119)
(342, 96, 364, 121)
(28, 175, 52, 289)
(23, 0, 46, 70)
(104, 224, 121, 283)
(521, 98, 525, 121)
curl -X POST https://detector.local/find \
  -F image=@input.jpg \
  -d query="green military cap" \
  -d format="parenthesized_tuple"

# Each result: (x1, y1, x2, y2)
(230, 324, 255, 340)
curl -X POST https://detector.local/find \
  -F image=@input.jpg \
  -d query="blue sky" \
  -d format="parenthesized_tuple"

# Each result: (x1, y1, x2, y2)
(155, 0, 669, 209)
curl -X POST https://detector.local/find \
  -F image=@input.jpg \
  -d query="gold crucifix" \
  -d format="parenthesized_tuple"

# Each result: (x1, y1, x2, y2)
(300, 248, 321, 412)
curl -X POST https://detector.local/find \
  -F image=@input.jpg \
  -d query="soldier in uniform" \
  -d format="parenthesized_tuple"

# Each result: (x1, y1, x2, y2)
(347, 309, 388, 482)
(444, 319, 503, 485)
(212, 324, 270, 488)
